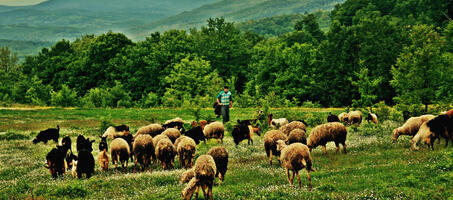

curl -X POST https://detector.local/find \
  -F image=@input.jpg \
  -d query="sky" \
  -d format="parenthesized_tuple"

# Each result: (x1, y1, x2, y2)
(0, 0, 46, 6)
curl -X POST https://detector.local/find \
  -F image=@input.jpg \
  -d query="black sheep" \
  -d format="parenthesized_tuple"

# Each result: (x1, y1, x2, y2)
(33, 125, 60, 144)
(182, 126, 205, 144)
(99, 136, 108, 151)
(232, 124, 251, 145)
(162, 121, 185, 131)
(76, 135, 95, 179)
(426, 114, 453, 147)
(213, 102, 221, 118)
(45, 144, 69, 179)
(237, 119, 257, 126)
(327, 113, 340, 122)
(60, 136, 76, 171)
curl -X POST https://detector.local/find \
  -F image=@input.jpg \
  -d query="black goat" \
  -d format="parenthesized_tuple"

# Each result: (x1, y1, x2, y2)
(33, 125, 60, 144)
(182, 126, 205, 144)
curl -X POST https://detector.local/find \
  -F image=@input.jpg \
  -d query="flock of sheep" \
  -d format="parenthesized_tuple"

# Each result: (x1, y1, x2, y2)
(31, 108, 453, 199)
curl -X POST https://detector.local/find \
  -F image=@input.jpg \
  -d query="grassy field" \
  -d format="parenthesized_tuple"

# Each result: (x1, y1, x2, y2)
(0, 107, 452, 199)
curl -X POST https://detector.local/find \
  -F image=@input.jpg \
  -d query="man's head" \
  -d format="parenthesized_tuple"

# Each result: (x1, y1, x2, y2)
(223, 86, 229, 93)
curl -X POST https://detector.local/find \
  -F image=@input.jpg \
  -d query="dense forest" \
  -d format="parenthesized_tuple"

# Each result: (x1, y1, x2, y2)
(0, 0, 452, 113)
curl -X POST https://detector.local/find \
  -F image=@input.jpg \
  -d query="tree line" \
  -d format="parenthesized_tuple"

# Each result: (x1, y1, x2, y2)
(0, 0, 452, 113)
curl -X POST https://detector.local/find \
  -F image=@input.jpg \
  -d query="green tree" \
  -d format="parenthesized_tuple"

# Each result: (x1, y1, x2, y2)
(0, 47, 18, 72)
(351, 65, 381, 108)
(295, 13, 325, 42)
(50, 84, 78, 107)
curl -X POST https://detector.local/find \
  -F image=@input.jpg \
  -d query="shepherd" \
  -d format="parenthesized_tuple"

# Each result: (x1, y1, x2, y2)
(217, 86, 233, 124)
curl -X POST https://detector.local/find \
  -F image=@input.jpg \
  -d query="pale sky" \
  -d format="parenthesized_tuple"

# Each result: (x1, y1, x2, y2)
(0, 0, 46, 6)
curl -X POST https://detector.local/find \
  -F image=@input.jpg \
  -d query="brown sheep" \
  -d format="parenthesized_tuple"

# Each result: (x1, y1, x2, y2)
(133, 134, 155, 171)
(338, 112, 348, 123)
(174, 135, 190, 149)
(181, 155, 217, 200)
(203, 122, 224, 143)
(180, 168, 195, 184)
(264, 130, 287, 165)
(134, 124, 164, 138)
(110, 138, 130, 169)
(98, 149, 109, 171)
(279, 121, 306, 135)
(155, 138, 176, 170)
(207, 146, 229, 182)
(277, 140, 314, 188)
(152, 134, 170, 148)
(177, 137, 196, 168)
(162, 128, 181, 143)
(411, 121, 434, 151)
(392, 114, 435, 142)
(347, 111, 362, 125)
(367, 113, 378, 124)
(287, 128, 307, 145)
(199, 120, 208, 130)
(307, 122, 347, 154)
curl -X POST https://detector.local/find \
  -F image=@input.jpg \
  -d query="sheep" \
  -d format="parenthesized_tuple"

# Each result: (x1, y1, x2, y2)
(237, 119, 258, 126)
(264, 130, 287, 165)
(155, 138, 177, 170)
(110, 138, 130, 169)
(190, 121, 198, 128)
(276, 140, 314, 188)
(134, 123, 164, 138)
(347, 111, 362, 125)
(412, 115, 453, 150)
(162, 128, 181, 143)
(307, 122, 347, 154)
(60, 136, 75, 171)
(98, 147, 109, 171)
(181, 155, 217, 200)
(203, 122, 224, 143)
(232, 123, 250, 145)
(367, 112, 378, 124)
(45, 144, 69, 179)
(177, 137, 197, 168)
(327, 112, 340, 122)
(182, 126, 205, 144)
(76, 135, 95, 179)
(152, 134, 170, 148)
(199, 120, 208, 130)
(101, 124, 130, 140)
(392, 114, 435, 142)
(207, 146, 229, 182)
(279, 121, 306, 136)
(268, 114, 289, 129)
(180, 168, 195, 184)
(163, 117, 185, 131)
(175, 135, 190, 149)
(133, 134, 155, 171)
(446, 109, 453, 117)
(287, 128, 307, 145)
(33, 125, 59, 144)
(338, 112, 348, 123)
(213, 102, 221, 118)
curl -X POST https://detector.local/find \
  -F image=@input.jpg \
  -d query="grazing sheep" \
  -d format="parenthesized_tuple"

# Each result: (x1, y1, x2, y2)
(98, 148, 109, 171)
(264, 130, 287, 165)
(367, 112, 378, 124)
(412, 115, 453, 150)
(327, 112, 340, 122)
(33, 125, 60, 144)
(182, 126, 205, 144)
(207, 146, 229, 182)
(155, 138, 177, 170)
(268, 114, 289, 129)
(177, 137, 197, 168)
(133, 134, 155, 171)
(199, 120, 208, 130)
(307, 122, 347, 154)
(203, 122, 224, 143)
(213, 102, 221, 118)
(338, 112, 348, 123)
(110, 138, 130, 169)
(76, 135, 95, 179)
(162, 128, 181, 143)
(347, 111, 362, 125)
(152, 134, 170, 148)
(135, 124, 164, 138)
(279, 121, 306, 135)
(175, 135, 189, 149)
(181, 155, 217, 200)
(392, 114, 435, 142)
(232, 123, 250, 145)
(163, 117, 185, 131)
(180, 168, 195, 184)
(287, 128, 307, 145)
(45, 144, 69, 179)
(276, 140, 314, 188)
(101, 124, 130, 139)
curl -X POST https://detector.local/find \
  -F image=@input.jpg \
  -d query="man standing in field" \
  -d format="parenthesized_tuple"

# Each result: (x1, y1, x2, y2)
(217, 86, 232, 124)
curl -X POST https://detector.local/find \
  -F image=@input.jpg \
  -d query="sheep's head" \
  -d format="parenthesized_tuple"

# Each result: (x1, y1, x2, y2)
(276, 140, 287, 151)
(190, 121, 198, 128)
(392, 128, 400, 142)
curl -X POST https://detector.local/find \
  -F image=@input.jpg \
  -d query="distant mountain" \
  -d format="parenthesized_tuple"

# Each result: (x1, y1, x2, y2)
(129, 0, 344, 38)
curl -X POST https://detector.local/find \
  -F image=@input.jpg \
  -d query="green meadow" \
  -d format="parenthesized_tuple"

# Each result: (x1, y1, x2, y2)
(0, 108, 451, 199)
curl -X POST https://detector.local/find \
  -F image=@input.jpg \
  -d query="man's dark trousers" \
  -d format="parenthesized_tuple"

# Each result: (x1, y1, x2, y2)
(221, 105, 230, 124)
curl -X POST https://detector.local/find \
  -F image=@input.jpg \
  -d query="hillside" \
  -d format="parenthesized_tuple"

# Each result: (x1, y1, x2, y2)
(0, 39, 53, 60)
(130, 0, 344, 38)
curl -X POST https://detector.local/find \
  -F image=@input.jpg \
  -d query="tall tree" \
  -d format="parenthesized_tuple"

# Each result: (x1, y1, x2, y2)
(0, 47, 18, 72)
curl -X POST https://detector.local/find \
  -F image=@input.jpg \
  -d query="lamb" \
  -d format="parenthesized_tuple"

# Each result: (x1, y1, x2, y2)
(181, 155, 217, 200)
(133, 134, 155, 171)
(177, 137, 196, 168)
(203, 122, 224, 143)
(307, 122, 347, 154)
(76, 135, 95, 179)
(367, 112, 378, 124)
(268, 114, 289, 129)
(45, 144, 69, 179)
(338, 112, 348, 123)
(327, 112, 340, 122)
(347, 111, 362, 125)
(279, 121, 306, 135)
(33, 125, 60, 144)
(180, 168, 195, 184)
(110, 138, 130, 169)
(134, 123, 164, 138)
(182, 126, 205, 144)
(199, 120, 208, 130)
(163, 117, 185, 131)
(155, 138, 177, 170)
(207, 146, 229, 182)
(264, 130, 287, 165)
(101, 124, 130, 140)
(276, 140, 314, 188)
(287, 128, 307, 145)
(392, 114, 435, 142)
(162, 128, 181, 143)
(98, 147, 109, 171)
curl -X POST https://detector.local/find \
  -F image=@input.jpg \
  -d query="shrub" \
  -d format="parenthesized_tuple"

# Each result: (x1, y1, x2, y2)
(141, 92, 160, 108)
(374, 101, 390, 121)
(99, 115, 113, 134)
(50, 85, 78, 107)
(301, 100, 322, 108)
